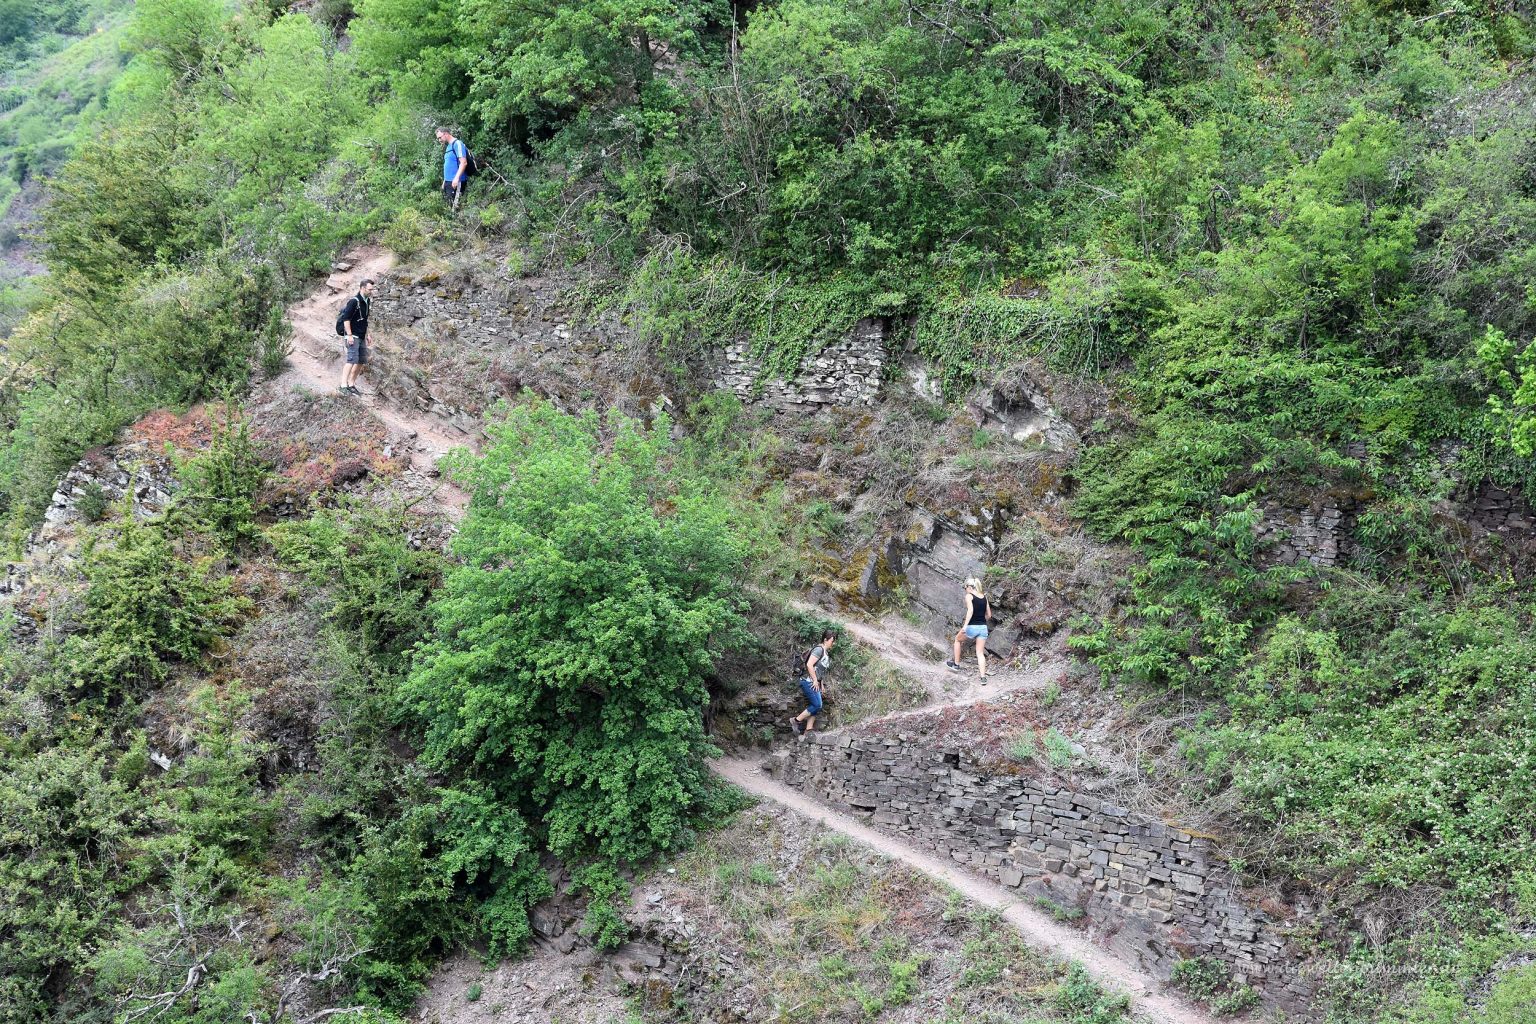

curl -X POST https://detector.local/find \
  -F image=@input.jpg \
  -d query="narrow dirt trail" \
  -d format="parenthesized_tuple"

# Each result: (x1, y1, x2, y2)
(716, 757, 1217, 1024)
(780, 596, 1063, 731)
(274, 246, 473, 511)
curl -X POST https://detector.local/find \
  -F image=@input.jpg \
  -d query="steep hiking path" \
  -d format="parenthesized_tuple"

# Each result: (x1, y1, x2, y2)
(275, 246, 473, 511)
(780, 596, 1064, 732)
(715, 757, 1217, 1024)
(736, 601, 1215, 1020)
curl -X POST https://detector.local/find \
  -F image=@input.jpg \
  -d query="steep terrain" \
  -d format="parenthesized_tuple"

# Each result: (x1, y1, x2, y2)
(9, 0, 1536, 1020)
(266, 252, 1214, 1023)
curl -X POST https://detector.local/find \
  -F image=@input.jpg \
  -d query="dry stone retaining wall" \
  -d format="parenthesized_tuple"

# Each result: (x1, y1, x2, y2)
(769, 731, 1321, 1018)
(1256, 500, 1353, 568)
(712, 318, 886, 410)
(371, 268, 887, 413)
(1468, 480, 1536, 534)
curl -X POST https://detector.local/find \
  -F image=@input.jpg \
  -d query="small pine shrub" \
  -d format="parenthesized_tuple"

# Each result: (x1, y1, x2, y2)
(76, 481, 108, 523)
(174, 401, 269, 550)
(258, 302, 293, 378)
(69, 514, 248, 695)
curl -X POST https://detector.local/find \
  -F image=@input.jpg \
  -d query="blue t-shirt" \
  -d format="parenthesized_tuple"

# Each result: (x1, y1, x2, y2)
(443, 139, 467, 183)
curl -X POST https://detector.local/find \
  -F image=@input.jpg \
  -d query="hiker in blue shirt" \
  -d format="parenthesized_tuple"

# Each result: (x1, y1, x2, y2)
(436, 128, 469, 207)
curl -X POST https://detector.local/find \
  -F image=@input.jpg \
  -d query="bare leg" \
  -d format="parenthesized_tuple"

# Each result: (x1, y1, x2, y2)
(804, 714, 816, 734)
(976, 638, 988, 678)
(952, 630, 965, 664)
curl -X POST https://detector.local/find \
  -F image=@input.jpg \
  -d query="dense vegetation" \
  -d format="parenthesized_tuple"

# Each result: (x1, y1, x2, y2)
(4, 0, 1536, 1020)
(0, 0, 131, 324)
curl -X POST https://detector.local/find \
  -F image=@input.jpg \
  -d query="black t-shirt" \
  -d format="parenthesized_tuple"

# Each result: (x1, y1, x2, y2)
(340, 293, 371, 338)
(967, 595, 989, 626)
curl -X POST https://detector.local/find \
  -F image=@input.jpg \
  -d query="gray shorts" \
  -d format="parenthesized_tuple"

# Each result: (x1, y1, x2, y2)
(345, 338, 369, 365)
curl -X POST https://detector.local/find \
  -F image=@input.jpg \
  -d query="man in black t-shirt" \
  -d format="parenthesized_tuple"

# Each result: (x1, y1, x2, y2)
(337, 278, 376, 396)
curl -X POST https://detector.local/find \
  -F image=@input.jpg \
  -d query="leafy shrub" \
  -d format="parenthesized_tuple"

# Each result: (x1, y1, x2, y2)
(1051, 963, 1131, 1023)
(1184, 592, 1536, 918)
(396, 399, 751, 949)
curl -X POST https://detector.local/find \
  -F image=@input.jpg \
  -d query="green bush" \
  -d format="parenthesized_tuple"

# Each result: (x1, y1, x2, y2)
(0, 730, 147, 1024)
(65, 514, 248, 696)
(269, 498, 444, 675)
(396, 399, 751, 949)
(1184, 592, 1536, 918)
(174, 400, 270, 550)
(1052, 963, 1131, 1023)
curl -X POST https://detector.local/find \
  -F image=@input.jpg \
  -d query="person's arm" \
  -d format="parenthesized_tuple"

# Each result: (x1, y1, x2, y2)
(962, 592, 974, 625)
(341, 298, 355, 339)
(452, 142, 467, 187)
(805, 648, 820, 689)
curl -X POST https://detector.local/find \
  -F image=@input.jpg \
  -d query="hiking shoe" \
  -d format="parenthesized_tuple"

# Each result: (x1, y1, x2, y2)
(944, 660, 961, 671)
(789, 717, 805, 736)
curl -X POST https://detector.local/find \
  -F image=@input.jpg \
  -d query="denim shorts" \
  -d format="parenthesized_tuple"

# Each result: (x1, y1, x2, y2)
(964, 624, 989, 640)
(798, 677, 823, 715)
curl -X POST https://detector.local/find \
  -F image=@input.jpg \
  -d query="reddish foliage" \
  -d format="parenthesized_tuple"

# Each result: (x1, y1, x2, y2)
(127, 405, 222, 454)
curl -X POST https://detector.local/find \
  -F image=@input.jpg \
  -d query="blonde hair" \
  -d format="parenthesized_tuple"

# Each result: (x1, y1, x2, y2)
(965, 577, 984, 594)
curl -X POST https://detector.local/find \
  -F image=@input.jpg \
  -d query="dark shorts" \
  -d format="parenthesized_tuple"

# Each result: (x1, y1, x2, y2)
(345, 338, 369, 365)
(443, 180, 466, 202)
(799, 677, 823, 716)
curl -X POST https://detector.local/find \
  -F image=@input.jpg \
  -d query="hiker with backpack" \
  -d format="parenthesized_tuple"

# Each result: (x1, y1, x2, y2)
(436, 128, 474, 208)
(790, 630, 837, 739)
(336, 278, 376, 396)
(946, 576, 994, 679)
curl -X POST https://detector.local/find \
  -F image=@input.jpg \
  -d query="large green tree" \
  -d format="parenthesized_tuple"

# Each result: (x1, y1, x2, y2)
(397, 400, 749, 946)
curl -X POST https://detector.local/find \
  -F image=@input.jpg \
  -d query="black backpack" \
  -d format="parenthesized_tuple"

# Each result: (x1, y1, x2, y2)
(792, 646, 812, 679)
(453, 139, 479, 178)
(334, 295, 364, 336)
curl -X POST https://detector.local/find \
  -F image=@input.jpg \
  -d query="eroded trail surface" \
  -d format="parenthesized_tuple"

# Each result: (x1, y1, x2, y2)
(279, 254, 1211, 1023)
(275, 247, 473, 511)
(715, 757, 1216, 1024)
